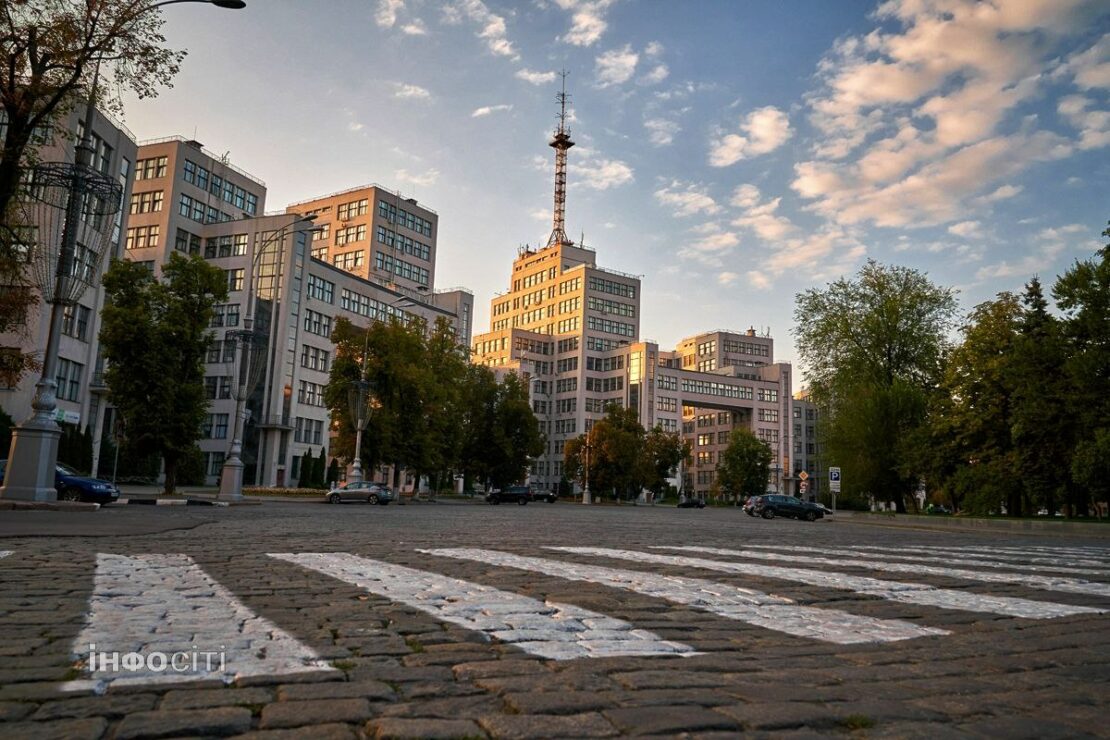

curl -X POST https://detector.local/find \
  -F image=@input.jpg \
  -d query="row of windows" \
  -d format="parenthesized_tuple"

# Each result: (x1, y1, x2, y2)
(557, 337, 579, 353)
(62, 304, 91, 342)
(697, 340, 716, 356)
(588, 276, 636, 299)
(176, 228, 202, 255)
(586, 336, 622, 352)
(557, 317, 579, 333)
(586, 316, 635, 337)
(303, 309, 332, 338)
(294, 417, 325, 445)
(300, 344, 330, 372)
(697, 359, 717, 372)
(758, 408, 779, 422)
(584, 397, 606, 413)
(335, 224, 366, 246)
(586, 355, 624, 372)
(183, 159, 258, 214)
(514, 338, 553, 356)
(334, 250, 364, 271)
(135, 156, 167, 181)
(587, 296, 635, 318)
(129, 190, 163, 214)
(518, 307, 545, 325)
(657, 374, 677, 391)
(757, 428, 779, 443)
(585, 376, 624, 393)
(378, 200, 434, 238)
(337, 198, 368, 220)
(56, 358, 84, 402)
(339, 288, 410, 325)
(722, 339, 770, 357)
(682, 378, 752, 400)
(657, 396, 678, 412)
(473, 337, 508, 356)
(202, 413, 229, 439)
(375, 252, 429, 287)
(559, 277, 581, 295)
(204, 234, 248, 259)
(556, 377, 577, 394)
(758, 388, 779, 403)
(558, 297, 580, 314)
(210, 304, 241, 328)
(376, 226, 431, 261)
(125, 224, 160, 250)
(204, 375, 232, 400)
(298, 380, 325, 407)
(553, 418, 576, 435)
(556, 356, 578, 373)
(306, 274, 335, 303)
(555, 398, 576, 414)
(179, 194, 232, 225)
(205, 338, 236, 364)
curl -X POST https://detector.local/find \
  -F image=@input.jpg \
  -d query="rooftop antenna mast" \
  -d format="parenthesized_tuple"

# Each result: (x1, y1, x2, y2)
(546, 70, 575, 248)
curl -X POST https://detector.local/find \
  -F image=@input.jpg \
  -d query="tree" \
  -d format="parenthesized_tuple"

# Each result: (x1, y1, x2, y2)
(642, 426, 688, 499)
(565, 405, 645, 501)
(488, 372, 543, 489)
(794, 261, 958, 511)
(716, 429, 773, 501)
(326, 457, 339, 487)
(99, 252, 227, 495)
(0, 0, 185, 222)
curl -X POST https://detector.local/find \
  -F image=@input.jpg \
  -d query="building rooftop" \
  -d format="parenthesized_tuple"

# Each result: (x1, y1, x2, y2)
(137, 135, 267, 188)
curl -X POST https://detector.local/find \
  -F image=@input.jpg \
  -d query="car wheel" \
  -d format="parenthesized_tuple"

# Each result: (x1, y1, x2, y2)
(368, 495, 379, 505)
(518, 498, 528, 505)
(762, 508, 775, 519)
(805, 511, 818, 522)
(328, 493, 341, 504)
(489, 496, 500, 505)
(547, 497, 556, 503)
(61, 487, 82, 502)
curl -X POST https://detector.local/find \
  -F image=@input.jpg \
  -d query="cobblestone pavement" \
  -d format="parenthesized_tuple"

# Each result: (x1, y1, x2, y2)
(1, 502, 1107, 738)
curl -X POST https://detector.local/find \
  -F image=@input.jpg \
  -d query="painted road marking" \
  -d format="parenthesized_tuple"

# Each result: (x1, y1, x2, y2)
(270, 552, 696, 660)
(736, 544, 1110, 577)
(72, 554, 333, 690)
(552, 548, 1101, 620)
(0, 551, 10, 559)
(424, 548, 947, 644)
(650, 545, 1110, 599)
(774, 544, 1110, 570)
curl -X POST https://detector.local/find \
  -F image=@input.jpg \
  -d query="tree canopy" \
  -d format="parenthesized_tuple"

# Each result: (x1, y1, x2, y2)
(716, 429, 773, 501)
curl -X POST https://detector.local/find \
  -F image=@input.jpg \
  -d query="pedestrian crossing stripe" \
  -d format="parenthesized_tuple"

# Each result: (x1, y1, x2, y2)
(735, 544, 1110, 577)
(761, 543, 1110, 570)
(422, 548, 948, 644)
(268, 553, 697, 660)
(0, 551, 10, 559)
(71, 554, 334, 691)
(649, 545, 1110, 599)
(550, 547, 1102, 620)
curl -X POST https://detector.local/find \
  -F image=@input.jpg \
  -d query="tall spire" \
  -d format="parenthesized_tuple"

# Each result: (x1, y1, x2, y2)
(546, 70, 575, 248)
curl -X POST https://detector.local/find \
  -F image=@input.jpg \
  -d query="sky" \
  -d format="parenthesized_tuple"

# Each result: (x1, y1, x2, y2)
(122, 0, 1110, 379)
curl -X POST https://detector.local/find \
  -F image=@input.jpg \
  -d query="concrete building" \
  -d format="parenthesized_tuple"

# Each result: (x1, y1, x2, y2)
(0, 105, 137, 472)
(470, 89, 791, 497)
(286, 185, 438, 294)
(792, 390, 821, 500)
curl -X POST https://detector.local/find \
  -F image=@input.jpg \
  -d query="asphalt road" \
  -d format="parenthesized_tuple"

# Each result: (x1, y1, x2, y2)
(0, 501, 1107, 738)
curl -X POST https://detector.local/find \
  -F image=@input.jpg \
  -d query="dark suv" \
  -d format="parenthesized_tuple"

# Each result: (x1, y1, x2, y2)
(753, 494, 824, 521)
(487, 486, 532, 505)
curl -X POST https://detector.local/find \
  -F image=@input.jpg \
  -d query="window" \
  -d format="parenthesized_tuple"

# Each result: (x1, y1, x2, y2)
(555, 377, 577, 393)
(718, 431, 730, 444)
(204, 375, 232, 400)
(300, 345, 330, 372)
(303, 309, 331, 337)
(70, 243, 96, 284)
(306, 275, 335, 304)
(335, 224, 366, 246)
(294, 417, 325, 444)
(245, 193, 258, 215)
(586, 315, 635, 337)
(205, 235, 246, 258)
(174, 228, 200, 255)
(125, 224, 159, 250)
(61, 305, 91, 342)
(697, 434, 712, 447)
(178, 194, 205, 222)
(337, 198, 368, 220)
(374, 251, 429, 286)
(333, 251, 364, 271)
(793, 406, 802, 419)
(758, 388, 779, 403)
(758, 408, 779, 423)
(587, 296, 635, 318)
(311, 223, 331, 242)
(585, 376, 624, 392)
(657, 396, 677, 412)
(129, 190, 163, 214)
(206, 452, 226, 477)
(55, 358, 83, 401)
(211, 304, 241, 328)
(588, 276, 636, 299)
(225, 269, 244, 292)
(135, 156, 167, 180)
(557, 337, 579, 353)
(555, 398, 576, 414)
(203, 414, 229, 439)
(298, 380, 325, 407)
(657, 374, 677, 391)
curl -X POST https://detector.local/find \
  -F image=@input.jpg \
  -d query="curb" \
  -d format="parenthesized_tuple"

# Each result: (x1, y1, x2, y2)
(0, 500, 101, 512)
(112, 498, 229, 508)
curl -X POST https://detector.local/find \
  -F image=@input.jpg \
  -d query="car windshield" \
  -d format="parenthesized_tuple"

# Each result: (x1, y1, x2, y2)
(55, 463, 78, 476)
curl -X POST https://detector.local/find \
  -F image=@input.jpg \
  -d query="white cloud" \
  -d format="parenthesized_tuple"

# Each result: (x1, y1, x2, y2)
(393, 83, 431, 100)
(515, 68, 557, 85)
(654, 180, 721, 217)
(555, 0, 617, 47)
(530, 208, 552, 222)
(395, 168, 440, 187)
(573, 158, 633, 190)
(644, 118, 680, 146)
(471, 103, 513, 118)
(689, 230, 739, 252)
(709, 106, 792, 166)
(641, 64, 669, 84)
(1058, 94, 1110, 150)
(645, 41, 664, 57)
(1059, 35, 1110, 90)
(375, 0, 404, 28)
(717, 271, 739, 285)
(347, 121, 364, 132)
(729, 184, 761, 209)
(595, 44, 638, 87)
(445, 0, 518, 59)
(728, 184, 796, 242)
(947, 220, 983, 238)
(747, 270, 771, 290)
(400, 20, 427, 35)
(977, 184, 1023, 203)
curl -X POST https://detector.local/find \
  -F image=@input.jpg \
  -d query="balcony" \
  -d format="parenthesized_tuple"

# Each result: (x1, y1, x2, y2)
(256, 413, 294, 430)
(89, 372, 108, 393)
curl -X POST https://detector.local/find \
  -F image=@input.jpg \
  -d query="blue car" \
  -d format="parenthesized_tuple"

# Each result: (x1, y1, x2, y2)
(0, 459, 120, 503)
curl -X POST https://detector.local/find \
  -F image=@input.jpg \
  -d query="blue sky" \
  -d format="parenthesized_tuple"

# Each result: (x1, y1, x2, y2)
(123, 0, 1110, 375)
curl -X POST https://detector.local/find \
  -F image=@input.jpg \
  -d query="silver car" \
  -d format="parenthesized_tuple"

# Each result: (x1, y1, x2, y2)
(325, 481, 393, 505)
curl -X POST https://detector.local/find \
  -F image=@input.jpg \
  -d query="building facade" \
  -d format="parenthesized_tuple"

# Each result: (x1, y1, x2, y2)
(792, 391, 820, 500)
(0, 105, 137, 473)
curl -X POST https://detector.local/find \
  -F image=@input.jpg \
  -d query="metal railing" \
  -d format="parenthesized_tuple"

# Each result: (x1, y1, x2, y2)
(136, 135, 267, 188)
(285, 183, 438, 215)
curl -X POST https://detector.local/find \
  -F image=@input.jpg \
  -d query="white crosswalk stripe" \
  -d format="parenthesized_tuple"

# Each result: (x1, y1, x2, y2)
(774, 543, 1110, 570)
(734, 544, 1110, 576)
(650, 545, 1110, 599)
(71, 554, 334, 691)
(0, 551, 10, 559)
(269, 552, 696, 660)
(551, 547, 1103, 620)
(424, 548, 947, 644)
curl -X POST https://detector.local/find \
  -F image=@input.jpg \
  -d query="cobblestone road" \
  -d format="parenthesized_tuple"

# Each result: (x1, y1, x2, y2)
(1, 501, 1107, 738)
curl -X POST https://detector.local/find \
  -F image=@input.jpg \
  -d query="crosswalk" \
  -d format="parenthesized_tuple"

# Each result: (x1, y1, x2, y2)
(0, 542, 1105, 692)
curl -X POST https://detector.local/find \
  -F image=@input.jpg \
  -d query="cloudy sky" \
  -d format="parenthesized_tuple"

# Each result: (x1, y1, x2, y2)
(124, 0, 1109, 377)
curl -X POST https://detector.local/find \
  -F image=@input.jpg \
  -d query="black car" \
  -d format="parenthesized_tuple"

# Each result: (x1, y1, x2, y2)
(0, 459, 120, 504)
(533, 489, 558, 503)
(753, 494, 824, 521)
(487, 485, 532, 505)
(677, 495, 706, 509)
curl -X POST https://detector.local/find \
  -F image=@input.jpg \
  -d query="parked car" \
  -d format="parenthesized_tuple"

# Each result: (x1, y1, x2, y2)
(325, 481, 393, 505)
(487, 485, 532, 505)
(0, 459, 120, 504)
(533, 489, 558, 503)
(677, 495, 707, 509)
(742, 495, 762, 516)
(753, 494, 825, 521)
(926, 504, 952, 515)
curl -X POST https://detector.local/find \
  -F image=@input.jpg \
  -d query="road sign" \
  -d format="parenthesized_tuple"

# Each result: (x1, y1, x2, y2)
(798, 471, 809, 481)
(799, 481, 808, 494)
(829, 467, 841, 493)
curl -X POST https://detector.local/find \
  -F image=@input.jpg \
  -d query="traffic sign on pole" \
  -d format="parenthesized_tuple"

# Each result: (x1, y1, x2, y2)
(829, 467, 841, 493)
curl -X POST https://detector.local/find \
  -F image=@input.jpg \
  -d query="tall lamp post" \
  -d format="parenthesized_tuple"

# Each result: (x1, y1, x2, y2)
(581, 430, 593, 504)
(347, 327, 375, 485)
(219, 214, 316, 500)
(0, 0, 246, 502)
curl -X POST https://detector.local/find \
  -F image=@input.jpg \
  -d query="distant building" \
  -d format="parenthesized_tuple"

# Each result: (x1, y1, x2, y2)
(792, 390, 820, 500)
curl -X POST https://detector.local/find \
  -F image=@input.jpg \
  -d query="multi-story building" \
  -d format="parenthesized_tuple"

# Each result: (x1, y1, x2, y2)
(0, 104, 137, 473)
(286, 185, 438, 293)
(471, 92, 791, 496)
(792, 390, 820, 500)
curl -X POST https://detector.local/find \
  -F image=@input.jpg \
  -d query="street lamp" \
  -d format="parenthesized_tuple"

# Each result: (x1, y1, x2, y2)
(581, 430, 593, 505)
(0, 0, 245, 502)
(219, 214, 316, 500)
(347, 327, 375, 485)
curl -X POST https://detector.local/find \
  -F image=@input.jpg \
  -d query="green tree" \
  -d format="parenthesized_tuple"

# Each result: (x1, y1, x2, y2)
(99, 252, 227, 495)
(488, 373, 544, 489)
(1054, 224, 1110, 515)
(566, 405, 644, 501)
(716, 428, 773, 501)
(457, 363, 500, 488)
(794, 260, 958, 511)
(327, 457, 339, 487)
(642, 426, 688, 499)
